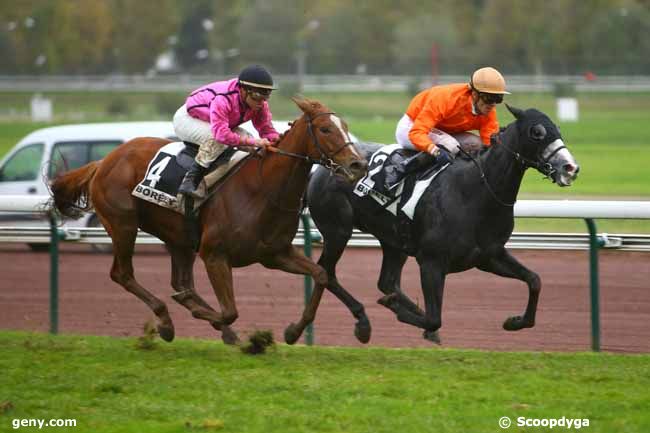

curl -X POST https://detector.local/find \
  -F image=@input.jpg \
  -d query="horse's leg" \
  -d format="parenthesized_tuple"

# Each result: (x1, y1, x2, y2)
(374, 243, 442, 343)
(167, 245, 239, 345)
(317, 228, 371, 343)
(477, 248, 541, 331)
(106, 220, 175, 342)
(376, 242, 425, 316)
(261, 247, 329, 345)
(416, 256, 447, 343)
(199, 252, 239, 331)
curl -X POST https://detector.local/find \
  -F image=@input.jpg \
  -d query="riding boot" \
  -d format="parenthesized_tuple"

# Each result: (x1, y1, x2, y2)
(384, 152, 437, 189)
(178, 161, 208, 199)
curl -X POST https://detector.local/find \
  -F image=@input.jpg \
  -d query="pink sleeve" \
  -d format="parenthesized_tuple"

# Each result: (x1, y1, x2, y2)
(252, 103, 280, 141)
(209, 97, 243, 146)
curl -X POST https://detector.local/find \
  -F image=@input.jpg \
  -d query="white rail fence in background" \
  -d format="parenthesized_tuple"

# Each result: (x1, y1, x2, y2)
(1, 196, 649, 251)
(2, 75, 650, 93)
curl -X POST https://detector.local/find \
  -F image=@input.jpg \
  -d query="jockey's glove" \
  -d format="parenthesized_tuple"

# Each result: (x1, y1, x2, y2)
(435, 146, 453, 165)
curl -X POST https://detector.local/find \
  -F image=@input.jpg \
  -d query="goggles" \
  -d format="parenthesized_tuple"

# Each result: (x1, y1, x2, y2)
(479, 92, 503, 105)
(247, 88, 272, 101)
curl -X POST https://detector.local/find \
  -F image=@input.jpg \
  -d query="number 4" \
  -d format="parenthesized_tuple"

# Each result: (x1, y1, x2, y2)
(146, 156, 171, 188)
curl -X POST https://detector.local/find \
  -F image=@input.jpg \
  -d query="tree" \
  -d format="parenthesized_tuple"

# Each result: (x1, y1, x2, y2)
(582, 0, 650, 74)
(109, 0, 179, 73)
(237, 0, 302, 73)
(390, 13, 460, 75)
(174, 0, 213, 71)
(43, 1, 113, 73)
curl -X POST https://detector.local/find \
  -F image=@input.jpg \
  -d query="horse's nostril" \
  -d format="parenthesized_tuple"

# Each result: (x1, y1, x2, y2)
(564, 163, 576, 174)
(350, 160, 368, 173)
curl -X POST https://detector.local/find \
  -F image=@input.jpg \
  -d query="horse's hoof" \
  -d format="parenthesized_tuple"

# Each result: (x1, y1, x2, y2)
(354, 319, 372, 344)
(284, 323, 301, 345)
(157, 324, 175, 342)
(221, 326, 240, 345)
(503, 316, 533, 331)
(423, 329, 441, 345)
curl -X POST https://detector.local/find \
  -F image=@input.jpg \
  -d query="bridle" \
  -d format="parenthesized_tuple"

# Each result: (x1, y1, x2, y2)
(495, 131, 566, 180)
(253, 111, 356, 213)
(264, 111, 356, 177)
(463, 127, 565, 207)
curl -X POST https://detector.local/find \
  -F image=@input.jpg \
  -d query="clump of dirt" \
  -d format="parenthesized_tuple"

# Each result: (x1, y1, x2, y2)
(134, 320, 157, 350)
(240, 330, 275, 355)
(0, 401, 13, 414)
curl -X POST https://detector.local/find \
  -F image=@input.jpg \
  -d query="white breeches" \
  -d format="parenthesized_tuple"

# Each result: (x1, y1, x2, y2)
(173, 105, 252, 168)
(395, 114, 480, 156)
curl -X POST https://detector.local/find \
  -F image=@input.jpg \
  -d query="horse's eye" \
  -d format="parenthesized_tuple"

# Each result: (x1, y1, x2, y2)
(530, 124, 546, 141)
(319, 127, 331, 134)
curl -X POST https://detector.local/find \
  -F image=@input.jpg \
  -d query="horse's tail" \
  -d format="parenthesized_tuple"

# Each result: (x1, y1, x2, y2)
(49, 161, 100, 219)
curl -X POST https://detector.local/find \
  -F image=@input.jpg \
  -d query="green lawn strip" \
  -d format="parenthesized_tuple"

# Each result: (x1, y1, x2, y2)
(1, 331, 649, 432)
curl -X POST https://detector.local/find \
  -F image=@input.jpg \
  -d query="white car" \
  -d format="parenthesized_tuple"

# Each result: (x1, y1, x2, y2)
(0, 120, 357, 251)
(0, 122, 178, 250)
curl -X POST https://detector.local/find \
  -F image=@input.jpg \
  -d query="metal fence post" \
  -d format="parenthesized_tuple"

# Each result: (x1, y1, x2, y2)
(585, 218, 602, 352)
(48, 213, 59, 335)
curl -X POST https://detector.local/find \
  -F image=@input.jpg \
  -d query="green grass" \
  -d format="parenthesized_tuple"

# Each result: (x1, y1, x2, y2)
(1, 331, 649, 433)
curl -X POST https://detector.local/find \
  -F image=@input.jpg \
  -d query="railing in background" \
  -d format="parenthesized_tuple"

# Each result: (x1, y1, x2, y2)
(1, 74, 650, 93)
(2, 195, 650, 350)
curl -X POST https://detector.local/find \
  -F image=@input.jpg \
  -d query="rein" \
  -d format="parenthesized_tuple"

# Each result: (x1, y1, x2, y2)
(460, 147, 516, 208)
(256, 111, 355, 213)
(462, 129, 565, 208)
(265, 111, 355, 177)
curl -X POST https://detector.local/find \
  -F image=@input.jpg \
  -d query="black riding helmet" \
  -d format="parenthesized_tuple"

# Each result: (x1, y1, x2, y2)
(238, 65, 277, 90)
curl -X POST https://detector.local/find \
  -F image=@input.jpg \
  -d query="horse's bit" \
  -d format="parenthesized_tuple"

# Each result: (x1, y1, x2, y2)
(264, 111, 356, 178)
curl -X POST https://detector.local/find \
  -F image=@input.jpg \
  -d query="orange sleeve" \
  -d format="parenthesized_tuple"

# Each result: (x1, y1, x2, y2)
(408, 94, 444, 152)
(479, 110, 499, 146)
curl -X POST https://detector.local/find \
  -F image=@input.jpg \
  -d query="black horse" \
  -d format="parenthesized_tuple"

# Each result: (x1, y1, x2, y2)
(304, 105, 579, 344)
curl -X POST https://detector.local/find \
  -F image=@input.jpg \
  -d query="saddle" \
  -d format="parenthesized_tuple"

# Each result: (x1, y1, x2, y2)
(354, 145, 450, 218)
(353, 144, 451, 252)
(132, 141, 249, 214)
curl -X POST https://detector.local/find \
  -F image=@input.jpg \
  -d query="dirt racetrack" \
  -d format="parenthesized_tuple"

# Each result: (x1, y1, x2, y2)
(1, 244, 648, 352)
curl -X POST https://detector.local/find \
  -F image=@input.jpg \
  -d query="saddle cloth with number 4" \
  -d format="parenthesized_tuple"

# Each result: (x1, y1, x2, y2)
(132, 141, 248, 214)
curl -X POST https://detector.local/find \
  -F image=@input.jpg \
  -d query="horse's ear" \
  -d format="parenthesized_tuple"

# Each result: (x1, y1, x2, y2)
(506, 104, 524, 120)
(292, 95, 314, 115)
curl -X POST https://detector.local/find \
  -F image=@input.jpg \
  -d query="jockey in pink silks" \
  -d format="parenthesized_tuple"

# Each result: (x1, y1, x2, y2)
(173, 64, 280, 198)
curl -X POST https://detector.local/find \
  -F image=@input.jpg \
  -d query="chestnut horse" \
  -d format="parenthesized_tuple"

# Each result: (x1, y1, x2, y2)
(50, 97, 367, 344)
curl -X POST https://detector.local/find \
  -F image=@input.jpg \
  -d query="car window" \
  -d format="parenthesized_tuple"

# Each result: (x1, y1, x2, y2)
(90, 141, 120, 161)
(49, 140, 121, 178)
(0, 143, 44, 182)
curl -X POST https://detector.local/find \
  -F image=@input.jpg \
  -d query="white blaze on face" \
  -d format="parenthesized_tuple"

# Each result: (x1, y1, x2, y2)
(542, 139, 576, 167)
(330, 114, 361, 158)
(543, 138, 579, 185)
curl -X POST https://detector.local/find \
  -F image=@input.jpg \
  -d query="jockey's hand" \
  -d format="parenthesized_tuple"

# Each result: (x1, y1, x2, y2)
(237, 139, 272, 156)
(430, 145, 453, 165)
(437, 147, 453, 165)
(255, 138, 272, 148)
